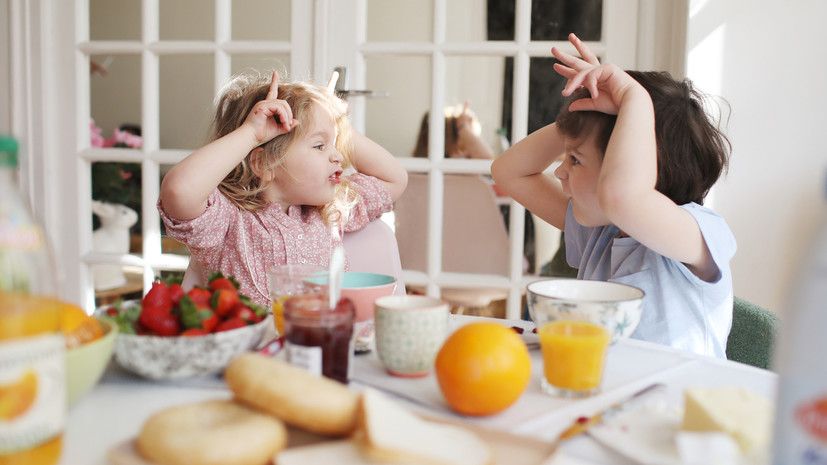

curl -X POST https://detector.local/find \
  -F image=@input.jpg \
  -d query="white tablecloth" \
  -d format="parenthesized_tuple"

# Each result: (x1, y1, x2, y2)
(60, 315, 777, 465)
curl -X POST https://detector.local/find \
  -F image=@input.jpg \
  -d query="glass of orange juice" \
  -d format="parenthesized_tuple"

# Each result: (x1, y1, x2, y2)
(267, 264, 329, 337)
(538, 320, 610, 398)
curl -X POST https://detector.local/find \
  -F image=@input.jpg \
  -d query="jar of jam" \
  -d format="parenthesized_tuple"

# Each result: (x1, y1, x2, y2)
(283, 295, 354, 384)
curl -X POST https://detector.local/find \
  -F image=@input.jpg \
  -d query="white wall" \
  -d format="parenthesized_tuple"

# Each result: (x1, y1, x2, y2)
(687, 0, 827, 317)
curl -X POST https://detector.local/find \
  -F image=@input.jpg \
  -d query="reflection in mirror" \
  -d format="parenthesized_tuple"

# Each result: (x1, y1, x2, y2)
(530, 0, 602, 41)
(393, 173, 429, 274)
(366, 0, 432, 42)
(160, 0, 214, 40)
(91, 162, 142, 241)
(364, 56, 431, 158)
(231, 54, 290, 79)
(232, 0, 291, 41)
(445, 56, 509, 155)
(159, 54, 214, 150)
(91, 54, 141, 142)
(90, 0, 141, 41)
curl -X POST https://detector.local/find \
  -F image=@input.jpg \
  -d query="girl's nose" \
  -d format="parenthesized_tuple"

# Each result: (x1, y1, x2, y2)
(554, 162, 567, 180)
(330, 150, 343, 164)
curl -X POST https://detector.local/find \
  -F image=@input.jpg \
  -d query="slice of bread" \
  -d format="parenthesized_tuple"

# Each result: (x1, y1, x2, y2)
(357, 389, 494, 465)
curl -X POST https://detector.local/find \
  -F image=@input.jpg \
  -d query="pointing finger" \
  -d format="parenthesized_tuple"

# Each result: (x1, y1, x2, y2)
(266, 71, 280, 100)
(326, 71, 339, 93)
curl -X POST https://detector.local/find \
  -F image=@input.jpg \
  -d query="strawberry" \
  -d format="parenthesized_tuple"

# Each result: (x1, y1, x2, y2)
(232, 304, 257, 324)
(179, 296, 219, 332)
(181, 328, 209, 337)
(138, 304, 180, 336)
(187, 287, 212, 310)
(214, 316, 248, 333)
(211, 288, 240, 318)
(208, 272, 239, 292)
(142, 281, 172, 313)
(168, 283, 185, 306)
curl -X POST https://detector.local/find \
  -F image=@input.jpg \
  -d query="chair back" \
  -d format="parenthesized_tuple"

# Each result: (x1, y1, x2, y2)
(180, 219, 406, 295)
(726, 297, 780, 370)
(394, 173, 509, 275)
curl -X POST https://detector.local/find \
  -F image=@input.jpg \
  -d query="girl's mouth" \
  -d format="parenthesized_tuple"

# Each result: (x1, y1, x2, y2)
(329, 171, 342, 184)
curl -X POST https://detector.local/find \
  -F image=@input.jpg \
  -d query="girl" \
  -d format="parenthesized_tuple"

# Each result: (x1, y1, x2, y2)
(159, 71, 408, 307)
(491, 34, 735, 357)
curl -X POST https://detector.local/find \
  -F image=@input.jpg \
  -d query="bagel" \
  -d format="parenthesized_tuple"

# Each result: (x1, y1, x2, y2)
(136, 399, 287, 465)
(225, 353, 359, 436)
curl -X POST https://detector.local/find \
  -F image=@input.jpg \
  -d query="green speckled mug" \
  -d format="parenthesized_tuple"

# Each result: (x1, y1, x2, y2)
(374, 295, 450, 378)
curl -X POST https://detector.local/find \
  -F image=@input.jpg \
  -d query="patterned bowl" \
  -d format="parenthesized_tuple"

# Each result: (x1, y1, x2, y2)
(526, 279, 645, 344)
(111, 302, 274, 380)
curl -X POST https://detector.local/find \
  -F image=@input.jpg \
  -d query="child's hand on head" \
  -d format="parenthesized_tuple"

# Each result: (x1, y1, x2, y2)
(551, 33, 641, 115)
(242, 71, 300, 145)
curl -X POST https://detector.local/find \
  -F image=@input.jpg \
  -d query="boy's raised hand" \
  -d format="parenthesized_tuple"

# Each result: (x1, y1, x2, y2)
(551, 33, 639, 115)
(242, 71, 299, 145)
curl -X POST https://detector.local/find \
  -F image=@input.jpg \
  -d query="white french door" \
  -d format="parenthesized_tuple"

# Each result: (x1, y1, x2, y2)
(13, 0, 677, 316)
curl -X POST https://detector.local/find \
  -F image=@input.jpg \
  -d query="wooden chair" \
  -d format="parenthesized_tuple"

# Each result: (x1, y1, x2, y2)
(181, 219, 406, 294)
(394, 173, 510, 315)
(725, 297, 780, 370)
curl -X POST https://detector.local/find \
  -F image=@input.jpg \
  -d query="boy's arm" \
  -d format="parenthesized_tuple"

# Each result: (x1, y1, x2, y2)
(349, 131, 408, 202)
(490, 123, 569, 231)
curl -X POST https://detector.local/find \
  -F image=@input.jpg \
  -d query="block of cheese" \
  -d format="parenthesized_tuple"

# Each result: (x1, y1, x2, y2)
(681, 386, 773, 454)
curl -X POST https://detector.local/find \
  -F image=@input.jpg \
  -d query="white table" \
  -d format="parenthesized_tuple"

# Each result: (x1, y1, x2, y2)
(61, 315, 777, 465)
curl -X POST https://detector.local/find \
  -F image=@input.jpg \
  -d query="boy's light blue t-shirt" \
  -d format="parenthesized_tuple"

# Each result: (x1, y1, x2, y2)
(565, 202, 737, 358)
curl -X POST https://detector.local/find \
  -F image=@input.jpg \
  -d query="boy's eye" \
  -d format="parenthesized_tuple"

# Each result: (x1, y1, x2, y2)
(569, 154, 580, 165)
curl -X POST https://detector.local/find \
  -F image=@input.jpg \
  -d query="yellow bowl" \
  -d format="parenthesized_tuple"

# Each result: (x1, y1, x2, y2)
(66, 316, 117, 406)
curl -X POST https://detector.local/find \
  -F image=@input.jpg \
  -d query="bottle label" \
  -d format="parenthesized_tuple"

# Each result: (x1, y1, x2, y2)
(796, 397, 827, 443)
(285, 342, 323, 377)
(0, 219, 44, 251)
(0, 334, 65, 454)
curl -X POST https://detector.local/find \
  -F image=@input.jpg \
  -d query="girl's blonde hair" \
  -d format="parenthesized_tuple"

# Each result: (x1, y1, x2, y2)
(210, 71, 358, 225)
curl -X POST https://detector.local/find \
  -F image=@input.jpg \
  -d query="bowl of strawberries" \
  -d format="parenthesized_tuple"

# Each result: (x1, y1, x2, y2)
(102, 273, 275, 380)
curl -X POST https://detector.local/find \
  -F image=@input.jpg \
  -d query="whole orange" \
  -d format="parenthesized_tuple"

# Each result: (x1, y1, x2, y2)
(435, 322, 531, 416)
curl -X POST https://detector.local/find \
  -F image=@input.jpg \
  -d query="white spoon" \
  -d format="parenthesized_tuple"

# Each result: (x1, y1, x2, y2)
(329, 246, 345, 309)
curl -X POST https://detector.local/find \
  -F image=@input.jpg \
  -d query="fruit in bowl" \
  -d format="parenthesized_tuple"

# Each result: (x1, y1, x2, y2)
(66, 315, 117, 406)
(102, 274, 274, 380)
(340, 272, 397, 322)
(526, 278, 645, 344)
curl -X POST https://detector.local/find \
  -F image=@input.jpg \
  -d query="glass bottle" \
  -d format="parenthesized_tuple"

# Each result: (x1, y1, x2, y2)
(771, 172, 827, 464)
(0, 136, 64, 465)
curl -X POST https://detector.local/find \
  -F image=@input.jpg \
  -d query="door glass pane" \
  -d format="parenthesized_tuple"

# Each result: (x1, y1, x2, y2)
(160, 0, 215, 41)
(232, 0, 291, 41)
(364, 56, 431, 159)
(486, 0, 516, 41)
(366, 0, 432, 42)
(159, 54, 215, 150)
(394, 173, 429, 273)
(90, 0, 141, 41)
(445, 0, 491, 42)
(90, 54, 142, 147)
(231, 54, 291, 77)
(91, 162, 142, 239)
(446, 55, 509, 157)
(530, 0, 603, 41)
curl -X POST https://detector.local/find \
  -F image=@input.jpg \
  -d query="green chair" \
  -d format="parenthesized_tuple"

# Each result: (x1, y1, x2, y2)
(726, 297, 780, 370)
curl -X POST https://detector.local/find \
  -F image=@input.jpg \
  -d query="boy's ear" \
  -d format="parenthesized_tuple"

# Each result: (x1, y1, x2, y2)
(249, 147, 274, 182)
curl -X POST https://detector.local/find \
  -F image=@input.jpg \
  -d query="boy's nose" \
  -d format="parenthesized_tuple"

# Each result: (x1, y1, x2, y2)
(554, 163, 567, 180)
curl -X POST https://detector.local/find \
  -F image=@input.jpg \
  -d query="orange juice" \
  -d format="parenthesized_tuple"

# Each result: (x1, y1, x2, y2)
(272, 295, 289, 336)
(539, 321, 610, 395)
(0, 294, 64, 465)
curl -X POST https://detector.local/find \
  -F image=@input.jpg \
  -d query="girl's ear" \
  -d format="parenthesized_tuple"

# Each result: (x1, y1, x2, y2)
(249, 147, 274, 182)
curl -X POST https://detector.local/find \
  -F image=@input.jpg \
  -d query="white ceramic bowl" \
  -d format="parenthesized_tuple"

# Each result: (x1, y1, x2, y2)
(526, 279, 645, 344)
(111, 301, 274, 380)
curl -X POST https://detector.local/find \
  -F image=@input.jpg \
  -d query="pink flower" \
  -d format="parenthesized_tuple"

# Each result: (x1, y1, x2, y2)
(90, 119, 105, 148)
(107, 128, 143, 149)
(118, 169, 133, 180)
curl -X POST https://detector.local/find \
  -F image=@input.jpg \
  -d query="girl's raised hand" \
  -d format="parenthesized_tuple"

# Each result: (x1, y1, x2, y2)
(242, 71, 299, 144)
(551, 33, 638, 115)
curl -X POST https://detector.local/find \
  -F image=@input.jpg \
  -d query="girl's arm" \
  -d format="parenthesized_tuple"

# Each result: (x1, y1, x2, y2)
(160, 72, 298, 221)
(555, 35, 717, 281)
(490, 123, 569, 231)
(349, 130, 408, 202)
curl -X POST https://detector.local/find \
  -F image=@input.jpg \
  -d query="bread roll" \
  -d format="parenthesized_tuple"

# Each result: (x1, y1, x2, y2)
(225, 353, 359, 436)
(136, 399, 287, 465)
